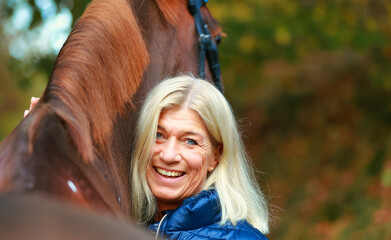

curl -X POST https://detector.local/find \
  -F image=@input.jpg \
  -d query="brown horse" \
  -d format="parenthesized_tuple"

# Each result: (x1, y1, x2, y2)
(0, 0, 223, 236)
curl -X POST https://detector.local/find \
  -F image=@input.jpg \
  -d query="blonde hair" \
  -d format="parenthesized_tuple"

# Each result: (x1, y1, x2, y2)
(130, 76, 269, 233)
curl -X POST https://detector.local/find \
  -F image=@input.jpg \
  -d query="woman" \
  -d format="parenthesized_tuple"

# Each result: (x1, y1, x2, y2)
(24, 76, 270, 239)
(131, 76, 269, 239)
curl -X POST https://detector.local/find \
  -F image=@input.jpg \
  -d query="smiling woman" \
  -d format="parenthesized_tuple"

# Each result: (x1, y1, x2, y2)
(131, 75, 270, 239)
(148, 107, 220, 212)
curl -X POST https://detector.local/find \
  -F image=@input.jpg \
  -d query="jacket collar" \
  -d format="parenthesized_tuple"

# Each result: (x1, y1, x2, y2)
(160, 189, 221, 231)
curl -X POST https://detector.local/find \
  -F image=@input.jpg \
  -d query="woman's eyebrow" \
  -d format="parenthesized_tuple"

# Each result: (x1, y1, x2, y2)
(157, 125, 205, 139)
(184, 131, 204, 139)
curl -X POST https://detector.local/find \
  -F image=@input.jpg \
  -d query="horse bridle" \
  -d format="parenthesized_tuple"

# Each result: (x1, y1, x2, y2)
(188, 0, 223, 93)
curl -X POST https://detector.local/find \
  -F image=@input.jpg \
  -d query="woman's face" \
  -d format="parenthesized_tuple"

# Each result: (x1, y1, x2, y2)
(146, 107, 220, 212)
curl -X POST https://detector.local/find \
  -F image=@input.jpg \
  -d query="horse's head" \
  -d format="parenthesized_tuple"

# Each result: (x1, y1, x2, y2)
(0, 0, 223, 219)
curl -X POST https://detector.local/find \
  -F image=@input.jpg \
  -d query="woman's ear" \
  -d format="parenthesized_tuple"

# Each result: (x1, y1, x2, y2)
(208, 144, 222, 172)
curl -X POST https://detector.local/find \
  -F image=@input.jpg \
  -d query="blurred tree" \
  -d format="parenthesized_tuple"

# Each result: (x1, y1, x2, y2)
(0, 0, 89, 139)
(209, 0, 391, 239)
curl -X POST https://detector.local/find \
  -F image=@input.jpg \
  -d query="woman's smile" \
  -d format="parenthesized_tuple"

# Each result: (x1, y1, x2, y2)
(154, 167, 185, 178)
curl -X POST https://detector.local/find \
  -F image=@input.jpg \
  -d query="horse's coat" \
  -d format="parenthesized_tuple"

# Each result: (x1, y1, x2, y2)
(0, 0, 222, 224)
(0, 192, 152, 240)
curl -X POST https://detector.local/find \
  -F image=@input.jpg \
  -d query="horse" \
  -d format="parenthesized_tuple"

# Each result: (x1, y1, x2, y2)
(0, 0, 223, 237)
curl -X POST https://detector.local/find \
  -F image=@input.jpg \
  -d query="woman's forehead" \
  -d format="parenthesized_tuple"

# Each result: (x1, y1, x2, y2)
(158, 108, 206, 130)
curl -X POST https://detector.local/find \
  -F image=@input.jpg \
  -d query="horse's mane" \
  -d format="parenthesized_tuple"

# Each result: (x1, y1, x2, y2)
(154, 0, 181, 25)
(27, 0, 181, 163)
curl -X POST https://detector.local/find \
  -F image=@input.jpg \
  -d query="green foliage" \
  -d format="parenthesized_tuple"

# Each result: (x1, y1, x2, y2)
(1, 0, 391, 239)
(209, 0, 391, 239)
(367, 149, 386, 177)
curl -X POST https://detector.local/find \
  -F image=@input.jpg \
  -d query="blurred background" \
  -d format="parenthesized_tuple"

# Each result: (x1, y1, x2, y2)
(1, 0, 391, 239)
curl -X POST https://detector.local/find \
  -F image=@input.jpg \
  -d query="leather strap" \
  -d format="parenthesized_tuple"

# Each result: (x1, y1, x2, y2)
(188, 0, 223, 92)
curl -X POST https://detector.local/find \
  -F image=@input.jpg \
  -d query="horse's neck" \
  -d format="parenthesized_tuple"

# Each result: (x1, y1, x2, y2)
(33, 0, 155, 214)
(0, 0, 199, 216)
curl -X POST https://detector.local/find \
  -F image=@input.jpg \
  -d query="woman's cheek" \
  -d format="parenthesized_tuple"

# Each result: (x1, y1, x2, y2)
(151, 144, 161, 156)
(184, 150, 207, 169)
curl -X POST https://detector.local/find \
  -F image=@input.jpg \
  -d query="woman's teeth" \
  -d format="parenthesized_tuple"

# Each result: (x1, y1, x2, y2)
(156, 168, 184, 177)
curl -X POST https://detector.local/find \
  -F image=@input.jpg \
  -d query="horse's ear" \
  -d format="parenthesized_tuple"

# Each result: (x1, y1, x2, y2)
(199, 7, 225, 39)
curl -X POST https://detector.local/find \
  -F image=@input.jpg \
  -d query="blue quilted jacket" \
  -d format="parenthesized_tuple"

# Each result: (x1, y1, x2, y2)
(148, 189, 268, 239)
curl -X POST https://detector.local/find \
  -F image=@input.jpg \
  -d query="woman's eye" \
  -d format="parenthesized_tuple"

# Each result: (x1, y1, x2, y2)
(156, 132, 163, 139)
(186, 139, 197, 145)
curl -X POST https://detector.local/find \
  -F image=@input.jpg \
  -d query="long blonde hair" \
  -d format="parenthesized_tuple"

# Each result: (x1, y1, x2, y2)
(130, 76, 269, 233)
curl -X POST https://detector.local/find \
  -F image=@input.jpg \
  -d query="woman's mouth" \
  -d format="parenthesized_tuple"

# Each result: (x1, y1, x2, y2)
(155, 167, 185, 178)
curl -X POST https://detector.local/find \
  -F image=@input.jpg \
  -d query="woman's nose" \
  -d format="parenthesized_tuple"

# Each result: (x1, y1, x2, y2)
(160, 139, 181, 162)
